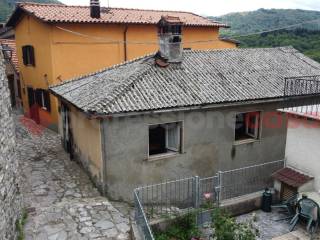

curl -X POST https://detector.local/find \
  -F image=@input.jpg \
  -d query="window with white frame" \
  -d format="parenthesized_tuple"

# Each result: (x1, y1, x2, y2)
(235, 112, 260, 141)
(149, 122, 182, 156)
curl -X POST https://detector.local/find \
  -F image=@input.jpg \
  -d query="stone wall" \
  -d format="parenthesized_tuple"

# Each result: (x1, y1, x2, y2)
(0, 53, 22, 239)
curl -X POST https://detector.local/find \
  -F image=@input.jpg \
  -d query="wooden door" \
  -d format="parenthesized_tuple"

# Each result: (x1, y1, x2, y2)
(281, 183, 298, 201)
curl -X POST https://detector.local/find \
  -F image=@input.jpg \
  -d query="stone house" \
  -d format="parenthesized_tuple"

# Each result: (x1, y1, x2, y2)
(50, 18, 320, 201)
(6, 1, 236, 131)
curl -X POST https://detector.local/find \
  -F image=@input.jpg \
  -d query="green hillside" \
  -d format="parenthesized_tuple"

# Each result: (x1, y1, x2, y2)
(0, 0, 61, 22)
(238, 29, 320, 62)
(213, 8, 320, 35)
(212, 9, 320, 63)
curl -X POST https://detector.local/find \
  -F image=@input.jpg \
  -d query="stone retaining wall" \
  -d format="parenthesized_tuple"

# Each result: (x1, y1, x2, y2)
(0, 52, 22, 239)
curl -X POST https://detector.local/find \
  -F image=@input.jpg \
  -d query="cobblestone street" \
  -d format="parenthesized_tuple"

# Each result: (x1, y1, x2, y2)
(15, 115, 132, 240)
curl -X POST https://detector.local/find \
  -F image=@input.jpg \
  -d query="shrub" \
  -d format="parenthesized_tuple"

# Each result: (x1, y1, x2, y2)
(212, 208, 256, 240)
(153, 213, 200, 240)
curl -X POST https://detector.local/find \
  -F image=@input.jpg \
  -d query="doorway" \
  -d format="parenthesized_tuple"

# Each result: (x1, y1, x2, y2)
(7, 75, 15, 107)
(27, 87, 40, 124)
(61, 103, 73, 159)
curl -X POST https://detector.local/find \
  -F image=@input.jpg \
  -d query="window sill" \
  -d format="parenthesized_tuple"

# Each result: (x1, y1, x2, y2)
(233, 138, 260, 146)
(147, 152, 181, 162)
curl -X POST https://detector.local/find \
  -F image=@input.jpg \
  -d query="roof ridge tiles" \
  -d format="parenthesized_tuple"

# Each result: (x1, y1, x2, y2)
(8, 3, 227, 27)
(17, 2, 203, 15)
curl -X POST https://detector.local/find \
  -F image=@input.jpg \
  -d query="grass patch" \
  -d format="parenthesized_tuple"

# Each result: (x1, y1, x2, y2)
(16, 209, 28, 240)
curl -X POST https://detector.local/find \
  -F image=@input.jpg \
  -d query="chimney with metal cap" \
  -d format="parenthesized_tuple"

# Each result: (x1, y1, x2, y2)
(90, 0, 101, 19)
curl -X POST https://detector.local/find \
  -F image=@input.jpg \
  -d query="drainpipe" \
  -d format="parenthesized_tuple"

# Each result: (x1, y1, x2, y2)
(100, 119, 108, 196)
(123, 25, 128, 62)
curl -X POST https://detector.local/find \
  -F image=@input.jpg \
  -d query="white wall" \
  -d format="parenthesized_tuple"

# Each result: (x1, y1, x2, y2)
(286, 117, 320, 192)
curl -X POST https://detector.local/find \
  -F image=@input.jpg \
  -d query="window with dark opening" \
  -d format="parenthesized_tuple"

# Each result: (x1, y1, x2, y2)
(35, 89, 51, 112)
(149, 122, 182, 156)
(22, 45, 35, 66)
(235, 112, 260, 141)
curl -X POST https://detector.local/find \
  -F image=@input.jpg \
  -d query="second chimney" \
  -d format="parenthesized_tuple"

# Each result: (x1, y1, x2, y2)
(90, 0, 101, 19)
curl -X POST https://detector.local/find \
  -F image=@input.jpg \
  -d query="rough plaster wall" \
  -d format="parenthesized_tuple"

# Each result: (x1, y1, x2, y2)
(69, 106, 103, 191)
(286, 117, 320, 192)
(103, 103, 288, 201)
(0, 53, 22, 239)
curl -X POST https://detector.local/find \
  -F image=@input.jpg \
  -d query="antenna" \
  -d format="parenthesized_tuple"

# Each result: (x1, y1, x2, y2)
(107, 0, 110, 8)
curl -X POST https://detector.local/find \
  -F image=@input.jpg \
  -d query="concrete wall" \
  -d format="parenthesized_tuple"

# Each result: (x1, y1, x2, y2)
(286, 117, 320, 192)
(0, 53, 22, 239)
(102, 102, 288, 201)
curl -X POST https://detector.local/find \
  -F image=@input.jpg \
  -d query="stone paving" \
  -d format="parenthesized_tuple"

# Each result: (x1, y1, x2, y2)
(237, 210, 320, 240)
(15, 115, 132, 240)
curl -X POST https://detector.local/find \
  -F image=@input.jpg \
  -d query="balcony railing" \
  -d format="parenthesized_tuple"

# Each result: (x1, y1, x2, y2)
(284, 75, 320, 97)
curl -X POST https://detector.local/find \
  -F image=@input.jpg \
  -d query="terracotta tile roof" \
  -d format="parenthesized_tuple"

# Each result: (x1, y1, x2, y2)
(0, 39, 19, 72)
(7, 2, 227, 27)
(272, 167, 313, 188)
(49, 47, 320, 116)
(282, 104, 320, 120)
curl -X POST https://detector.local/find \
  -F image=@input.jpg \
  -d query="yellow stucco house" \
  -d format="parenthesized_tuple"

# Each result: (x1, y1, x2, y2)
(6, 2, 237, 131)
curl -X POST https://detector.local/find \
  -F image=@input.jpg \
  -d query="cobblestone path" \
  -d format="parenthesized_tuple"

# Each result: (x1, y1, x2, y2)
(15, 115, 131, 240)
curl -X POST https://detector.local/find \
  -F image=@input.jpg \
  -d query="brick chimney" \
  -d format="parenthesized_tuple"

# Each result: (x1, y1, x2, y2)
(157, 16, 183, 63)
(90, 0, 101, 19)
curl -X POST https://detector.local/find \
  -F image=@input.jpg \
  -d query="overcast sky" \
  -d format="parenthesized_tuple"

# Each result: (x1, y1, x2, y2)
(60, 0, 320, 16)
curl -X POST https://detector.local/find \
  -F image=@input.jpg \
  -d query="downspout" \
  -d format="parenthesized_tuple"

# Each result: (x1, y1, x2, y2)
(123, 25, 128, 62)
(100, 119, 108, 196)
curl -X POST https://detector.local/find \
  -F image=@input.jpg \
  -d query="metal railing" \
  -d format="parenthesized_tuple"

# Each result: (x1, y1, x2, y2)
(219, 160, 285, 200)
(134, 190, 155, 240)
(134, 159, 285, 239)
(134, 177, 196, 220)
(284, 75, 320, 97)
(199, 175, 220, 206)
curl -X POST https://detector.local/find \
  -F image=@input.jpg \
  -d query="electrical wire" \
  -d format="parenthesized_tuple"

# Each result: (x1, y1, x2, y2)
(228, 18, 320, 38)
(55, 17, 320, 44)
(55, 26, 223, 45)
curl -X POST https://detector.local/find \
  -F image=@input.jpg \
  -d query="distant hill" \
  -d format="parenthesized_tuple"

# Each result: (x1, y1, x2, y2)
(0, 0, 61, 22)
(211, 9, 320, 63)
(213, 8, 320, 35)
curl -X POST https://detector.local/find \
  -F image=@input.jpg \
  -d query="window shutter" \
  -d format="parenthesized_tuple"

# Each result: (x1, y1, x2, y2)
(43, 90, 51, 112)
(246, 113, 259, 139)
(166, 123, 180, 152)
(22, 46, 27, 65)
(22, 45, 35, 66)
(29, 46, 35, 66)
